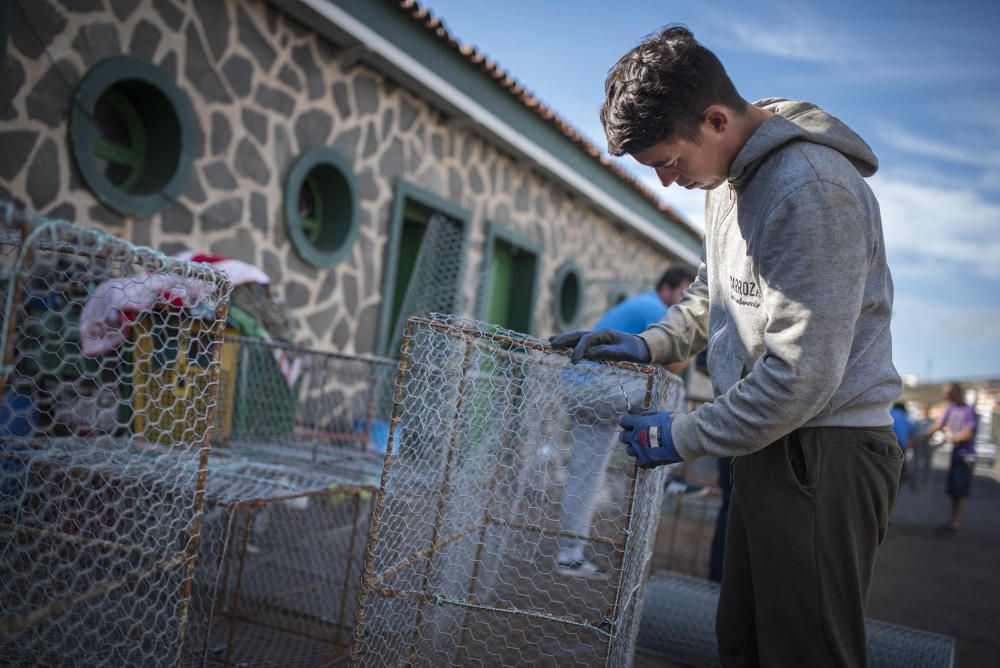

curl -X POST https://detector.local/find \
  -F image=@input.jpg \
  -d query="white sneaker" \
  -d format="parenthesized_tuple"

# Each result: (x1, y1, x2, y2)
(665, 479, 710, 498)
(554, 559, 608, 580)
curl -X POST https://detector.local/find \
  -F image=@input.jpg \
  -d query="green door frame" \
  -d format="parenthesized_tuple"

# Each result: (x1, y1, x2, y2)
(480, 221, 542, 335)
(376, 178, 471, 356)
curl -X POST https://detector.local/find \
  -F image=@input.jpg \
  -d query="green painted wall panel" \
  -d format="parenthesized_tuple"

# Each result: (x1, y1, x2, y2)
(487, 240, 514, 327)
(388, 219, 427, 340)
(482, 225, 540, 334)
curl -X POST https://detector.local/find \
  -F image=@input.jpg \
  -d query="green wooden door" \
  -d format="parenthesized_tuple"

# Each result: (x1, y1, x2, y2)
(486, 238, 537, 333)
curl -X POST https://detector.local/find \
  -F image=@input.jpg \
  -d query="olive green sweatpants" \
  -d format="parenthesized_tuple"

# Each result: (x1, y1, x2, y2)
(716, 426, 902, 668)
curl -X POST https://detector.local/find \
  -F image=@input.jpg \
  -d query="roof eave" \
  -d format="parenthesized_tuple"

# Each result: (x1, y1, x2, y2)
(273, 0, 702, 265)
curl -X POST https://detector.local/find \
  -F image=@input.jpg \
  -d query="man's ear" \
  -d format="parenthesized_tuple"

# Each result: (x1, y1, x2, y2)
(702, 105, 730, 135)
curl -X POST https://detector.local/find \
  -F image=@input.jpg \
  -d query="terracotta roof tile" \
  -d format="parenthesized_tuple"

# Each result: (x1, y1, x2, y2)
(393, 0, 703, 242)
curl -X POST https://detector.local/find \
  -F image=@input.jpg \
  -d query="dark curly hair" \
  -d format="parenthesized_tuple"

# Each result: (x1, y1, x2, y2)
(600, 26, 747, 156)
(657, 266, 696, 291)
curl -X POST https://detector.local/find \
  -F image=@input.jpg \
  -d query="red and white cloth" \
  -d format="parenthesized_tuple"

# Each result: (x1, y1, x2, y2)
(79, 272, 212, 357)
(173, 252, 270, 287)
(176, 252, 301, 389)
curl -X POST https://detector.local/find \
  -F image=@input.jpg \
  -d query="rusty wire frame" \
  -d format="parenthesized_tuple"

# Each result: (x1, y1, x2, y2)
(183, 336, 395, 667)
(214, 336, 398, 466)
(0, 204, 231, 666)
(351, 316, 679, 667)
(184, 458, 380, 668)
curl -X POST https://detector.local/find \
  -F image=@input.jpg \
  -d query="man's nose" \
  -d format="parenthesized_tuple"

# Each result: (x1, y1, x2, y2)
(656, 167, 679, 187)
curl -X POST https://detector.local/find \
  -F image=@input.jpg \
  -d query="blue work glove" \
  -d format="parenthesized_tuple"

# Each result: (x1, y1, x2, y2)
(548, 328, 652, 365)
(619, 412, 682, 469)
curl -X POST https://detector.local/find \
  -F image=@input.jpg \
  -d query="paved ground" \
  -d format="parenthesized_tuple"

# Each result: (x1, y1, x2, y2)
(867, 464, 1000, 667)
(635, 456, 1000, 667)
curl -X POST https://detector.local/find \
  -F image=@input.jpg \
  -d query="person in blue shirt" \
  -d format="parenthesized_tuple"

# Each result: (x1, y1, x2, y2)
(890, 402, 912, 453)
(556, 266, 695, 578)
(890, 402, 913, 490)
(597, 268, 704, 493)
(598, 271, 688, 339)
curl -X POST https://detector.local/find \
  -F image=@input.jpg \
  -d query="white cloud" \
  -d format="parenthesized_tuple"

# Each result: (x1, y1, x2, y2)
(716, 14, 998, 84)
(876, 125, 1000, 169)
(893, 294, 1000, 343)
(890, 293, 1000, 380)
(870, 172, 1000, 280)
(726, 19, 853, 65)
(981, 170, 1000, 192)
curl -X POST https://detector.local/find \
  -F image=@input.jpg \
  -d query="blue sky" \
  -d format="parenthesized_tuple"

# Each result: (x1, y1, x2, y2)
(425, 0, 1000, 382)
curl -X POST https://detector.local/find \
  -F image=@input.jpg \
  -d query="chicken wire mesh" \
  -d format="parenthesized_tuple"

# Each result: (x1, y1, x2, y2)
(0, 203, 231, 666)
(351, 316, 684, 667)
(184, 456, 380, 668)
(385, 214, 469, 358)
(648, 456, 725, 578)
(214, 336, 398, 467)
(180, 336, 394, 667)
(636, 571, 956, 668)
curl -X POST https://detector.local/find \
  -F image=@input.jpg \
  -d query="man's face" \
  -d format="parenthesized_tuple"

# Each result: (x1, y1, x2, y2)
(943, 384, 961, 403)
(634, 135, 729, 191)
(632, 106, 735, 191)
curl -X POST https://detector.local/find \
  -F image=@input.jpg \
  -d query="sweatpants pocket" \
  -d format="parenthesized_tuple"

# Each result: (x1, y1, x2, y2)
(851, 429, 903, 544)
(855, 430, 904, 462)
(788, 436, 808, 486)
(784, 431, 816, 496)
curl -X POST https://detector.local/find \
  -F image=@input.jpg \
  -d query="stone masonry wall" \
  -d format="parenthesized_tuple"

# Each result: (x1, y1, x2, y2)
(0, 0, 685, 354)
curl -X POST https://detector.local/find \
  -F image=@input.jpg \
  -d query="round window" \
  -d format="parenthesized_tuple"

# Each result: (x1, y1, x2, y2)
(284, 147, 359, 268)
(553, 261, 583, 330)
(70, 56, 195, 217)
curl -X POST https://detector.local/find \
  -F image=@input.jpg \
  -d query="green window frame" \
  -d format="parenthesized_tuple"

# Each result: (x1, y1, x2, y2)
(481, 222, 541, 334)
(376, 179, 470, 356)
(70, 56, 195, 218)
(552, 260, 584, 331)
(283, 146, 360, 268)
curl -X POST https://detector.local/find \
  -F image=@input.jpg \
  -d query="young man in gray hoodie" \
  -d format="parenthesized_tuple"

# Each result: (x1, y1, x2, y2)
(552, 26, 903, 667)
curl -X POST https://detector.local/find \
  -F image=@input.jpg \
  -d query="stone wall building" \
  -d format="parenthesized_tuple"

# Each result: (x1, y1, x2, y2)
(0, 0, 702, 356)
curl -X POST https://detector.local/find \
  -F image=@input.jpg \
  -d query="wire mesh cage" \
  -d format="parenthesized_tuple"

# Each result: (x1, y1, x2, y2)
(351, 316, 683, 667)
(386, 213, 470, 359)
(215, 337, 399, 468)
(636, 571, 957, 668)
(649, 454, 725, 578)
(0, 203, 231, 666)
(181, 336, 395, 667)
(184, 456, 380, 668)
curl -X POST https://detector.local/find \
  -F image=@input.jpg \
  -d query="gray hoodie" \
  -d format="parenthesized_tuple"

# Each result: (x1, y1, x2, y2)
(639, 99, 901, 461)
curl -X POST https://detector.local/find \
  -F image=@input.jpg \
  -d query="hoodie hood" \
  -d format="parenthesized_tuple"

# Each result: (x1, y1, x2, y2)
(728, 99, 878, 187)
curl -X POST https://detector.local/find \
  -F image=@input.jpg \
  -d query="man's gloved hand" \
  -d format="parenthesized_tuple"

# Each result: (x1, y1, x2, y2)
(549, 328, 652, 365)
(619, 412, 682, 469)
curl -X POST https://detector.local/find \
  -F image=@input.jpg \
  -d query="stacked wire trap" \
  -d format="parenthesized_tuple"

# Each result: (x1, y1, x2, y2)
(184, 338, 395, 666)
(214, 336, 398, 473)
(185, 458, 378, 667)
(636, 571, 957, 668)
(351, 316, 681, 667)
(0, 206, 231, 666)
